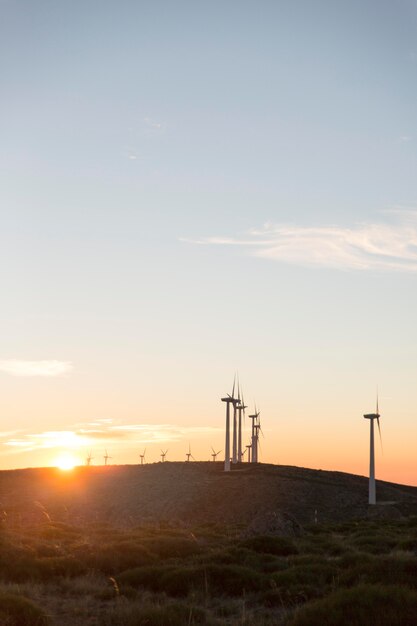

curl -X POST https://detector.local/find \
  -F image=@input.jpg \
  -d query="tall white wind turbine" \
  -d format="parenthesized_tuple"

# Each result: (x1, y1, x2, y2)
(248, 407, 260, 463)
(363, 395, 382, 505)
(232, 378, 239, 464)
(237, 386, 247, 463)
(221, 378, 236, 472)
(140, 448, 146, 465)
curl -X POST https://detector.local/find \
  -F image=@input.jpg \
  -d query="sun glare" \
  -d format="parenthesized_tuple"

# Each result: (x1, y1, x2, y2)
(55, 453, 77, 471)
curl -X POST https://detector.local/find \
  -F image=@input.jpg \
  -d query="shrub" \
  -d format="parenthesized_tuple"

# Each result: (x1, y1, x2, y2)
(76, 541, 154, 574)
(140, 536, 202, 559)
(339, 555, 417, 589)
(270, 562, 339, 605)
(289, 584, 417, 626)
(0, 592, 49, 625)
(239, 535, 298, 556)
(37, 556, 87, 580)
(297, 535, 346, 556)
(350, 533, 397, 554)
(102, 600, 209, 625)
(396, 537, 417, 552)
(118, 563, 264, 597)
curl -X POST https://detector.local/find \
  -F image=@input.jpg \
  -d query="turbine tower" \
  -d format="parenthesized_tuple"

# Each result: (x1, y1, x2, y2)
(221, 378, 236, 472)
(104, 450, 112, 466)
(211, 447, 222, 462)
(237, 388, 247, 463)
(248, 407, 260, 463)
(139, 448, 146, 465)
(232, 386, 240, 464)
(160, 449, 168, 463)
(363, 395, 382, 505)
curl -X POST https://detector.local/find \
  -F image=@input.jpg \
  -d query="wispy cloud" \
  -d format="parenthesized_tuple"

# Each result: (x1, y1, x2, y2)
(144, 117, 165, 133)
(184, 210, 417, 272)
(0, 360, 73, 377)
(2, 421, 223, 454)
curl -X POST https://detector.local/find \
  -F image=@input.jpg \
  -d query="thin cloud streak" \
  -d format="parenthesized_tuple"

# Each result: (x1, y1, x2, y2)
(0, 360, 73, 377)
(2, 423, 223, 453)
(187, 210, 417, 272)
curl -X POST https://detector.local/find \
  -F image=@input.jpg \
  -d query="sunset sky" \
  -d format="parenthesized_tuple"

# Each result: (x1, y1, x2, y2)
(1, 1, 417, 485)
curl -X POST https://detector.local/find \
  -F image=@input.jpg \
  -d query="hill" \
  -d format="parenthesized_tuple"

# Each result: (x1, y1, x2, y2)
(1, 462, 417, 530)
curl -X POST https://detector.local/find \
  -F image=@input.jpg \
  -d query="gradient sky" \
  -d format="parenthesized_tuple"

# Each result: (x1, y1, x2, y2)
(1, 0, 417, 484)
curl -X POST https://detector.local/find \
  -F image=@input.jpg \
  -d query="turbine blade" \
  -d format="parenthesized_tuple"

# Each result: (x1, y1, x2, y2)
(377, 417, 383, 453)
(231, 374, 236, 399)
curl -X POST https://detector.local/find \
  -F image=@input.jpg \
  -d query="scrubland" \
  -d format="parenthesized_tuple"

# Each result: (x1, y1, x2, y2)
(1, 514, 417, 625)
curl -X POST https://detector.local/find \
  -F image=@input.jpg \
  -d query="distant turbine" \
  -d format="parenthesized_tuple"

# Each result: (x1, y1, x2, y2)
(139, 448, 146, 465)
(245, 443, 252, 463)
(363, 394, 382, 505)
(86, 451, 93, 466)
(104, 450, 112, 466)
(211, 447, 222, 462)
(221, 378, 236, 472)
(160, 449, 168, 463)
(186, 444, 195, 462)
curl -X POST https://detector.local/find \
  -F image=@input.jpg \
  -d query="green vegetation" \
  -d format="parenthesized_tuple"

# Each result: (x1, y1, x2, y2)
(1, 515, 417, 624)
(0, 592, 49, 625)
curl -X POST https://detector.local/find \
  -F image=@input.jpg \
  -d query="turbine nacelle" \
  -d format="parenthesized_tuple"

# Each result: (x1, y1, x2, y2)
(363, 413, 380, 419)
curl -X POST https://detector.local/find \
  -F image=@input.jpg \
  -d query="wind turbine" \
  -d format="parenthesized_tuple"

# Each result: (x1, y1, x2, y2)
(232, 378, 240, 464)
(236, 384, 247, 463)
(104, 450, 112, 466)
(248, 406, 260, 463)
(221, 377, 236, 472)
(186, 444, 195, 462)
(211, 447, 222, 462)
(139, 448, 146, 465)
(86, 451, 93, 466)
(160, 449, 168, 463)
(245, 443, 252, 463)
(363, 394, 382, 505)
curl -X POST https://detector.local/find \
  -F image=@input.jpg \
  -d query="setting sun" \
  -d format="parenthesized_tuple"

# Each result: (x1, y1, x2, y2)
(55, 454, 78, 471)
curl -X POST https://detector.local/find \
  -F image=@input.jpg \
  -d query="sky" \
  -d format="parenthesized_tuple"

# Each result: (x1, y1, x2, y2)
(1, 0, 417, 484)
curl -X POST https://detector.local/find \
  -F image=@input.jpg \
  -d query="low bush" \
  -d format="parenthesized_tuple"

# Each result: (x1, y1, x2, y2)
(289, 584, 417, 626)
(76, 541, 154, 574)
(339, 555, 417, 589)
(0, 592, 49, 625)
(102, 599, 210, 625)
(37, 556, 87, 580)
(140, 536, 202, 559)
(239, 535, 298, 556)
(350, 533, 397, 554)
(270, 561, 339, 605)
(118, 563, 264, 597)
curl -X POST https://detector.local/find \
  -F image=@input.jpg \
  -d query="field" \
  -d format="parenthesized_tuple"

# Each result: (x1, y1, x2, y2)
(0, 464, 417, 625)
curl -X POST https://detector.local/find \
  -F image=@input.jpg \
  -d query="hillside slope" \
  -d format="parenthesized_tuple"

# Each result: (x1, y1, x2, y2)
(1, 463, 417, 529)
